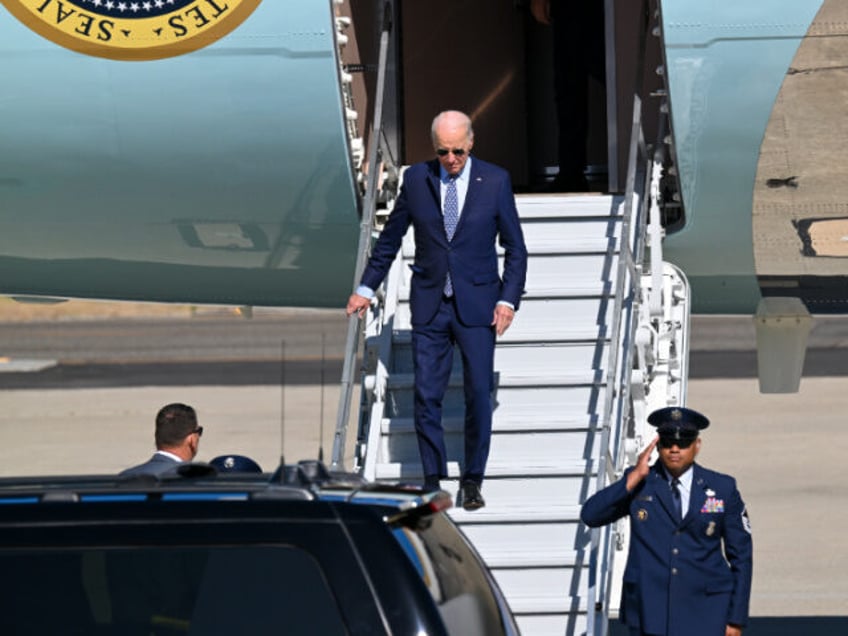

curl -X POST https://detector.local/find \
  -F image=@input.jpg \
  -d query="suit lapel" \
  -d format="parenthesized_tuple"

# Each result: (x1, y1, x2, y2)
(682, 464, 707, 526)
(426, 160, 441, 205)
(454, 156, 482, 236)
(650, 465, 679, 523)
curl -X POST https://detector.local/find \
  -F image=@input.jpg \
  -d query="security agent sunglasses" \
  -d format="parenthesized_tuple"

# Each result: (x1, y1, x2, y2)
(192, 426, 203, 437)
(658, 435, 695, 449)
(435, 148, 466, 157)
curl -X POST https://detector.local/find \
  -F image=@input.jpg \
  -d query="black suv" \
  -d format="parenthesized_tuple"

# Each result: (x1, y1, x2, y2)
(0, 460, 519, 636)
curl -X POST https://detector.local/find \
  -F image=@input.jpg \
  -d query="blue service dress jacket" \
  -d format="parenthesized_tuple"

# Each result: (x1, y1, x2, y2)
(360, 157, 527, 327)
(581, 462, 753, 636)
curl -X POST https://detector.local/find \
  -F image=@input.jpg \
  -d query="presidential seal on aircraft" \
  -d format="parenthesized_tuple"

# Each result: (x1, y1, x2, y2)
(0, 0, 262, 60)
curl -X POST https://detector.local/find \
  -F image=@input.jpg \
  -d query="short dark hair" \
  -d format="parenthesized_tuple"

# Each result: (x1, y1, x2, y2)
(154, 403, 198, 448)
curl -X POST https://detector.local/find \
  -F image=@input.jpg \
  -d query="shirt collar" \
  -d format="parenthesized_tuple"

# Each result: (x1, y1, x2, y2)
(440, 156, 472, 184)
(155, 450, 183, 462)
(660, 463, 693, 488)
(674, 466, 694, 491)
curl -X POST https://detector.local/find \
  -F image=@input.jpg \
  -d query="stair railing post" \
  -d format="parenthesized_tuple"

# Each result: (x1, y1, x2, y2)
(332, 2, 394, 471)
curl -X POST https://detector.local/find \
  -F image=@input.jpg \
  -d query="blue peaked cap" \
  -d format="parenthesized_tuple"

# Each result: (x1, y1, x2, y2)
(210, 454, 263, 473)
(647, 407, 709, 441)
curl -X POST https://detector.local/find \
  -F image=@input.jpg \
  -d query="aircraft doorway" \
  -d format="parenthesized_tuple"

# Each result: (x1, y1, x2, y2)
(397, 0, 610, 193)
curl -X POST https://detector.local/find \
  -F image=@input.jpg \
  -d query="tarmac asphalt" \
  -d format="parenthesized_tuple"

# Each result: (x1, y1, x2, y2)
(0, 305, 846, 631)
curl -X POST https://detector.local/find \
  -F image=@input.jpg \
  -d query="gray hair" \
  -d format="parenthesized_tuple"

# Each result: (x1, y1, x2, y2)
(431, 110, 474, 145)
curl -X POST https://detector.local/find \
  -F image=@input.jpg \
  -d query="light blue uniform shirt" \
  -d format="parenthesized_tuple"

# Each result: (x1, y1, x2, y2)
(674, 467, 693, 516)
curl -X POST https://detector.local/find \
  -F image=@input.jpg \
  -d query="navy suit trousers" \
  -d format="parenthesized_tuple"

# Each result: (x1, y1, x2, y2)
(412, 296, 495, 483)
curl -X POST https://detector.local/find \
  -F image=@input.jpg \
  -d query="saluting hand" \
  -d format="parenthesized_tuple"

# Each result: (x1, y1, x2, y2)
(626, 436, 658, 491)
(492, 304, 515, 337)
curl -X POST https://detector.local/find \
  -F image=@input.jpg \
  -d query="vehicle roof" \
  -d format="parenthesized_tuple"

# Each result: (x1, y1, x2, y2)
(0, 459, 452, 526)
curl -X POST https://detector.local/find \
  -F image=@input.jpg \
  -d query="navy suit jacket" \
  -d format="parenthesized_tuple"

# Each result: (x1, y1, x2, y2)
(119, 453, 182, 477)
(581, 462, 753, 635)
(360, 157, 527, 327)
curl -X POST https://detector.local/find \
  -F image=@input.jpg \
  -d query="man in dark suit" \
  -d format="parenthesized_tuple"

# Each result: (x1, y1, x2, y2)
(530, 0, 606, 191)
(581, 407, 753, 636)
(120, 403, 202, 477)
(346, 110, 528, 510)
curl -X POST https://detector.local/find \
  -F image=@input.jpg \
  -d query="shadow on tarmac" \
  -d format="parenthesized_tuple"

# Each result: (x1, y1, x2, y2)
(4, 345, 848, 390)
(0, 360, 343, 389)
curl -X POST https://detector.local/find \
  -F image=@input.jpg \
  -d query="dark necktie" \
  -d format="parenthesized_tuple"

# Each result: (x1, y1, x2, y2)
(671, 478, 682, 520)
(443, 175, 458, 296)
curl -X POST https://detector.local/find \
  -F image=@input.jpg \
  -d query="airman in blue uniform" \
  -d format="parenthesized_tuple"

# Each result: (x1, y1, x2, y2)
(581, 407, 753, 636)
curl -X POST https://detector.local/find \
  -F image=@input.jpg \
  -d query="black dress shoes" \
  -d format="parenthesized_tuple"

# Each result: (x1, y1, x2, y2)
(461, 482, 485, 511)
(423, 476, 441, 493)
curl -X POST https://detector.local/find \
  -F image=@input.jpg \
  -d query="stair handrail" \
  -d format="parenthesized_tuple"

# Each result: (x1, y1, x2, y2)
(332, 2, 395, 470)
(585, 86, 653, 636)
(587, 0, 667, 625)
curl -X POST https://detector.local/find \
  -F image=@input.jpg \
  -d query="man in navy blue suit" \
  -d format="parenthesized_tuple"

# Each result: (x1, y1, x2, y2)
(346, 110, 527, 510)
(581, 407, 753, 635)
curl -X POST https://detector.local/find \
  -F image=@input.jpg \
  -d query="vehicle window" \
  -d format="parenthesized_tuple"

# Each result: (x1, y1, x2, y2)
(393, 515, 509, 636)
(0, 546, 348, 636)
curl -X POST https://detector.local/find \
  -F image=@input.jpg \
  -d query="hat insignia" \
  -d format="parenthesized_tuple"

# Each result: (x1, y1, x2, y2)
(670, 409, 682, 421)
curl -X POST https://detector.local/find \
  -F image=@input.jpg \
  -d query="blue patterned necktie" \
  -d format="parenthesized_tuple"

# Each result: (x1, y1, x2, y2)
(671, 478, 682, 520)
(443, 175, 458, 296)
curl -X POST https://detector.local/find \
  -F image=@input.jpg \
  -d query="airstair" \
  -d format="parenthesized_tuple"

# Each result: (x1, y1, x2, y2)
(346, 185, 637, 635)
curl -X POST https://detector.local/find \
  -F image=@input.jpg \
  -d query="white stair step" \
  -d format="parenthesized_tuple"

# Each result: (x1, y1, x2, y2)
(380, 430, 599, 466)
(515, 193, 624, 220)
(393, 303, 614, 341)
(386, 342, 607, 385)
(379, 385, 607, 424)
(514, 614, 589, 636)
(396, 253, 621, 300)
(379, 478, 587, 524)
(503, 299, 612, 342)
(522, 253, 620, 297)
(390, 340, 606, 372)
(386, 367, 603, 390)
(519, 219, 622, 254)
(432, 476, 588, 506)
(400, 223, 621, 257)
(459, 522, 584, 567)
(382, 413, 590, 433)
(374, 458, 594, 480)
(448, 504, 581, 525)
(420, 479, 586, 525)
(491, 567, 589, 614)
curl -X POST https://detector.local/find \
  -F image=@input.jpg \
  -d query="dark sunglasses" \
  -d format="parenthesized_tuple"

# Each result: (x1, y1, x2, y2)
(658, 436, 694, 449)
(436, 148, 466, 157)
(192, 426, 203, 437)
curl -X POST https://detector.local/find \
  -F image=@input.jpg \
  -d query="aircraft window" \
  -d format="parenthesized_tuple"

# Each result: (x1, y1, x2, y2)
(177, 222, 269, 251)
(0, 546, 347, 635)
